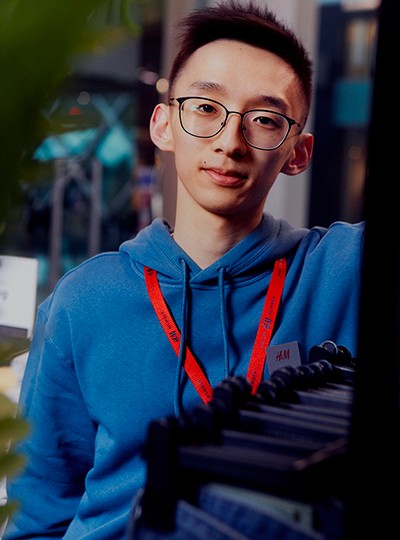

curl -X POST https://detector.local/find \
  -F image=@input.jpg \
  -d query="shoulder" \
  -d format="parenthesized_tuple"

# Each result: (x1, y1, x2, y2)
(308, 220, 364, 239)
(60, 250, 129, 285)
(300, 220, 364, 254)
(291, 220, 365, 280)
(45, 250, 136, 313)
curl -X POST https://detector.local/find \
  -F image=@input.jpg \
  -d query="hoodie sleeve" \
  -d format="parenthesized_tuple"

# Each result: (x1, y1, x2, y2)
(4, 299, 96, 539)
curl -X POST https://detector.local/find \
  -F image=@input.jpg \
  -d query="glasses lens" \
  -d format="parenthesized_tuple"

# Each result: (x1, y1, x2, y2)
(243, 110, 290, 150)
(180, 98, 226, 138)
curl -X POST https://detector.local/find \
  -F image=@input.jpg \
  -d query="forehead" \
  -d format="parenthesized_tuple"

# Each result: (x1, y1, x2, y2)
(173, 39, 304, 115)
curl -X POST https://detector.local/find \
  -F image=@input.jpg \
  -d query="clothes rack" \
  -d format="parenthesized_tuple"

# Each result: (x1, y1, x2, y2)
(130, 350, 356, 540)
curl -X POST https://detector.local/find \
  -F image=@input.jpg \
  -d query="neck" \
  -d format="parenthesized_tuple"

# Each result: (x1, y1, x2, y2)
(173, 205, 263, 269)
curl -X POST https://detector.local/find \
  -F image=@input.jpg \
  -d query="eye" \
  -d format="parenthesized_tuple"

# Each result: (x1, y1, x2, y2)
(256, 116, 273, 125)
(249, 111, 286, 130)
(254, 114, 279, 128)
(194, 102, 217, 115)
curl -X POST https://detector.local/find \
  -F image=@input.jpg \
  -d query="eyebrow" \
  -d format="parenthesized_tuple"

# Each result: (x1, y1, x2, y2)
(186, 80, 290, 113)
(188, 80, 225, 94)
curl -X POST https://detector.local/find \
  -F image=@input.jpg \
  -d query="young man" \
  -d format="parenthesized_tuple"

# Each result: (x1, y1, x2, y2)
(4, 1, 364, 538)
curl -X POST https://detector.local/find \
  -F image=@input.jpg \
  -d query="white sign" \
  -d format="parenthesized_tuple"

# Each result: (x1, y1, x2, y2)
(0, 255, 38, 339)
(266, 341, 302, 376)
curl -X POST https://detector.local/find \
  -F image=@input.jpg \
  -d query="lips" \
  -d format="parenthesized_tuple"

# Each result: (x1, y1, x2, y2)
(204, 167, 248, 186)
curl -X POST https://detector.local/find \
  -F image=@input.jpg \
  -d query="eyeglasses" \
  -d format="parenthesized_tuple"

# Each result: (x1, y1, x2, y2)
(169, 96, 302, 151)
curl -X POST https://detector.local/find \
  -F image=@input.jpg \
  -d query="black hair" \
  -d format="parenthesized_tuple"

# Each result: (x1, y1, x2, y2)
(168, 1, 313, 114)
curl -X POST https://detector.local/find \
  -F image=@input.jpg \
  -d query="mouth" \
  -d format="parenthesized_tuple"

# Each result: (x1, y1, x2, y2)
(203, 167, 248, 187)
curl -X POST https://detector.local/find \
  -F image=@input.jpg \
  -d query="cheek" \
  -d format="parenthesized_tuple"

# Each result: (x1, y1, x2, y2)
(174, 155, 193, 181)
(173, 134, 203, 176)
(256, 152, 285, 180)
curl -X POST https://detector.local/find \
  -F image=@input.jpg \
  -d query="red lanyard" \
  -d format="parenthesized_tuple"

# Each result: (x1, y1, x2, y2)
(144, 257, 286, 404)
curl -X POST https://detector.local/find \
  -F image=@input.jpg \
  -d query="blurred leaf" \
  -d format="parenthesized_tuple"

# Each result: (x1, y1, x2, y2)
(0, 392, 29, 529)
(0, 393, 17, 420)
(0, 0, 134, 226)
(0, 341, 30, 367)
(0, 417, 30, 448)
(0, 0, 144, 531)
(0, 500, 20, 529)
(0, 451, 26, 479)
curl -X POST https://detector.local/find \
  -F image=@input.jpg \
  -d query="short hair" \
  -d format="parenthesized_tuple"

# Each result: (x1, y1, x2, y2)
(168, 0, 313, 117)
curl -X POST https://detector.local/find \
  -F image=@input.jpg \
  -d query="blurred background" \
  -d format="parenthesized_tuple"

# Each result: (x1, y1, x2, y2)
(0, 0, 379, 322)
(0, 0, 382, 531)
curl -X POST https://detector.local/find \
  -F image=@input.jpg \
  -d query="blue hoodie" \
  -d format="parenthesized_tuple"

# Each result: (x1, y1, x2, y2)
(4, 214, 364, 539)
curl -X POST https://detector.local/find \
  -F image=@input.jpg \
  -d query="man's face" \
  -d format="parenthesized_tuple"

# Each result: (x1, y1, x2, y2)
(157, 39, 311, 219)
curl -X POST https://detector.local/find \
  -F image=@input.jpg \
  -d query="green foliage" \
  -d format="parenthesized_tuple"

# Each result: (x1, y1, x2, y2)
(0, 0, 143, 530)
(0, 0, 140, 227)
(0, 392, 30, 528)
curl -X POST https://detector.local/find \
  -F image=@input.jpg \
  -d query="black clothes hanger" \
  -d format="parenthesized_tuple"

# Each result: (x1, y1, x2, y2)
(134, 349, 356, 539)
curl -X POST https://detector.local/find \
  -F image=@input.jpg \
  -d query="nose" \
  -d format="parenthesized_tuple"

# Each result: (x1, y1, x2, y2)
(213, 112, 247, 156)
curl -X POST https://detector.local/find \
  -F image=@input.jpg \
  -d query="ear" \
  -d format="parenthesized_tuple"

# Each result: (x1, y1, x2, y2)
(281, 132, 314, 176)
(149, 103, 174, 152)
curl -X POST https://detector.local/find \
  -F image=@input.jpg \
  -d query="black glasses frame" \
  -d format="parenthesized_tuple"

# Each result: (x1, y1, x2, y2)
(169, 96, 302, 151)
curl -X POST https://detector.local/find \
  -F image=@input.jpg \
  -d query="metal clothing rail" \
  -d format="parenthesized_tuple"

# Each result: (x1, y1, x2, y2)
(49, 157, 103, 290)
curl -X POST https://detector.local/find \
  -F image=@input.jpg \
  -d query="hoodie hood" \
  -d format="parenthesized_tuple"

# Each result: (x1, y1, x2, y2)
(120, 213, 309, 415)
(120, 213, 308, 284)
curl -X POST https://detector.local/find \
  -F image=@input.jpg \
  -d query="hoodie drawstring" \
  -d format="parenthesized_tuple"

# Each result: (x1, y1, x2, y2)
(175, 264, 230, 414)
(174, 259, 189, 416)
(218, 266, 230, 379)
(144, 258, 286, 410)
